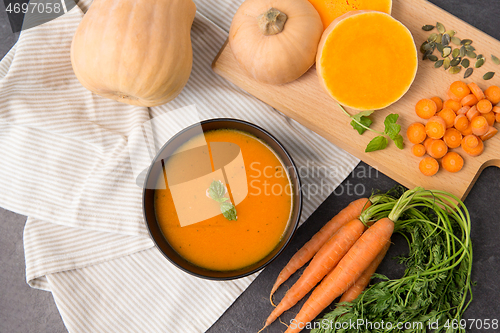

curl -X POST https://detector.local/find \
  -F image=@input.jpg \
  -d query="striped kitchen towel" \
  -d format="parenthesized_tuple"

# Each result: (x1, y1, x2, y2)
(0, 0, 359, 332)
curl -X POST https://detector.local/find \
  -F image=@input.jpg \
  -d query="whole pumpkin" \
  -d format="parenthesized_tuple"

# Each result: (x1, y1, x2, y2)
(71, 0, 196, 107)
(229, 0, 323, 85)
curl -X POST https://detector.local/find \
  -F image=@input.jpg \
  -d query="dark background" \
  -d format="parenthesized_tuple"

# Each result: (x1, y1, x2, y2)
(0, 1, 499, 333)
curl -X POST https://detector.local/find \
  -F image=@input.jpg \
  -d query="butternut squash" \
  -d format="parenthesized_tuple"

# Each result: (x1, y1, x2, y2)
(317, 11, 418, 110)
(308, 0, 392, 30)
(71, 0, 196, 107)
(229, 0, 323, 85)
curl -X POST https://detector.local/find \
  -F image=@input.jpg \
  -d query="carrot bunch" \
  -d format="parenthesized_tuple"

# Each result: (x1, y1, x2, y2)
(262, 188, 473, 333)
(410, 81, 499, 176)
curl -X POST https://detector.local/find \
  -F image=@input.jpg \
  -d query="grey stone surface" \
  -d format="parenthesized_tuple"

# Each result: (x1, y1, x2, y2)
(1, 1, 500, 333)
(0, 208, 67, 333)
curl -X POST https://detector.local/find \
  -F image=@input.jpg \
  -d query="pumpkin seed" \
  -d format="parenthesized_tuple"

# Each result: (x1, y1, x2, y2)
(450, 57, 461, 67)
(475, 58, 485, 68)
(449, 66, 462, 74)
(435, 60, 444, 68)
(445, 30, 456, 37)
(451, 48, 460, 58)
(442, 34, 451, 46)
(451, 37, 461, 45)
(436, 34, 443, 44)
(467, 51, 477, 58)
(428, 33, 438, 42)
(483, 72, 495, 80)
(476, 54, 484, 60)
(422, 25, 435, 31)
(461, 39, 473, 46)
(464, 67, 473, 79)
(460, 46, 466, 57)
(492, 54, 500, 65)
(461, 58, 470, 68)
(444, 58, 451, 70)
(465, 45, 476, 52)
(423, 50, 433, 61)
(442, 47, 452, 57)
(436, 22, 446, 34)
(436, 43, 444, 53)
(427, 55, 438, 62)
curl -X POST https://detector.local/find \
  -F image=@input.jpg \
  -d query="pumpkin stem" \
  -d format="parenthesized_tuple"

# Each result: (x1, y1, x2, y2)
(257, 8, 287, 36)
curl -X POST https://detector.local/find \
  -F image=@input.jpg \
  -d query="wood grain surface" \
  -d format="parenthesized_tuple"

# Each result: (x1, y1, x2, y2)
(212, 0, 500, 200)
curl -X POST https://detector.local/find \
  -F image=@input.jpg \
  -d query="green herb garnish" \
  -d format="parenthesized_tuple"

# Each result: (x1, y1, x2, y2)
(340, 104, 404, 152)
(208, 180, 237, 221)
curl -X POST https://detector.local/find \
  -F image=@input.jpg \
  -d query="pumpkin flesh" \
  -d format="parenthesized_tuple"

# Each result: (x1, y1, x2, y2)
(308, 0, 392, 30)
(317, 11, 417, 110)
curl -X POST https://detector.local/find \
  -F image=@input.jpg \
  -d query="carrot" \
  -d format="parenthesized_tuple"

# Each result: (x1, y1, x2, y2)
(425, 116, 446, 139)
(461, 94, 479, 107)
(431, 96, 443, 112)
(437, 108, 456, 128)
(471, 116, 489, 136)
(412, 144, 426, 157)
(427, 139, 448, 159)
(423, 137, 434, 152)
(466, 105, 480, 121)
(406, 122, 427, 144)
(483, 111, 496, 126)
(493, 106, 500, 114)
(476, 99, 492, 113)
(443, 99, 461, 113)
(468, 82, 485, 100)
(415, 98, 437, 119)
(448, 81, 471, 101)
(264, 219, 366, 327)
(441, 152, 464, 173)
(456, 106, 470, 115)
(496, 113, 500, 123)
(462, 134, 479, 149)
(460, 123, 473, 136)
(419, 157, 439, 176)
(269, 198, 370, 299)
(443, 128, 463, 149)
(480, 126, 498, 141)
(338, 242, 390, 304)
(484, 85, 500, 104)
(284, 218, 395, 333)
(454, 114, 469, 132)
(462, 135, 484, 157)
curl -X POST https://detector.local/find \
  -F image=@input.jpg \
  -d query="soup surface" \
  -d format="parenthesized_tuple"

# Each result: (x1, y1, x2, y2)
(154, 129, 293, 271)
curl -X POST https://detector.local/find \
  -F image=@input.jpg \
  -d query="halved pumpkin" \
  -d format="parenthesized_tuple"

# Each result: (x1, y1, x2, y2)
(317, 11, 418, 111)
(308, 0, 392, 30)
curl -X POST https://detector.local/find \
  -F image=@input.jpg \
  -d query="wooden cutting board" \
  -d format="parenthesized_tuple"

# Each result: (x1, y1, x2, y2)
(212, 0, 500, 200)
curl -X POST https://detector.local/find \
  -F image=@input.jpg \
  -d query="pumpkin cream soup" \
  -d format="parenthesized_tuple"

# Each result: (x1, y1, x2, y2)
(154, 129, 293, 271)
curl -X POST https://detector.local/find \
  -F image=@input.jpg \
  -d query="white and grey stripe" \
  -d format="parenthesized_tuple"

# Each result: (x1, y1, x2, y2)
(0, 1, 359, 332)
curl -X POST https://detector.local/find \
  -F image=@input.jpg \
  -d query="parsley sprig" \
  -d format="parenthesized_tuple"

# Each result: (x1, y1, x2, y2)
(338, 104, 404, 152)
(208, 180, 237, 221)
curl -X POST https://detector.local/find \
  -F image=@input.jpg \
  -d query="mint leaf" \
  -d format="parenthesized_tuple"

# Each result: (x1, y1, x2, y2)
(384, 113, 399, 126)
(220, 202, 237, 221)
(392, 134, 404, 149)
(384, 114, 401, 138)
(350, 110, 375, 134)
(350, 116, 373, 135)
(365, 136, 388, 152)
(208, 180, 225, 200)
(352, 110, 375, 123)
(208, 180, 237, 221)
